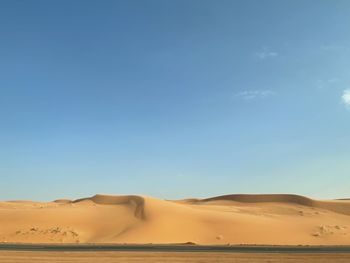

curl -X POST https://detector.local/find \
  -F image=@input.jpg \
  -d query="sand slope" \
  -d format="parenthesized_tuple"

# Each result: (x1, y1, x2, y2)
(0, 194, 350, 245)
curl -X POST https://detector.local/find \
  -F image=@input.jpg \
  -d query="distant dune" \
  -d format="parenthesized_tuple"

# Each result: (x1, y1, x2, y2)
(0, 194, 350, 245)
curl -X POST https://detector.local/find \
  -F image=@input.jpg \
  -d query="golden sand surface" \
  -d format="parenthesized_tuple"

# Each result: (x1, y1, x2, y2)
(1, 251, 350, 263)
(1, 194, 350, 245)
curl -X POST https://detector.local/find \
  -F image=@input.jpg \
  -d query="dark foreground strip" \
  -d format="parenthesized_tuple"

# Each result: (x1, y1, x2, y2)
(0, 244, 350, 253)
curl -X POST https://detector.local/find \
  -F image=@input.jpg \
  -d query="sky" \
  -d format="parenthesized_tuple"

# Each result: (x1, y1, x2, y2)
(1, 0, 350, 201)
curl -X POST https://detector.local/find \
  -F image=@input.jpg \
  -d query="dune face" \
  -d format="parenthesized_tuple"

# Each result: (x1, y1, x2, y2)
(0, 194, 350, 245)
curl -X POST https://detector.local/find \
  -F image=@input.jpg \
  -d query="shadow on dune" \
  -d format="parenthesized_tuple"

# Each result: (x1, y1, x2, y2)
(199, 194, 350, 216)
(73, 194, 146, 220)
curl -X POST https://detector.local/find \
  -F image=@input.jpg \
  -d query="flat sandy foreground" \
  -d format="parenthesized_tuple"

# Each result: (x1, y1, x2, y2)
(1, 194, 350, 245)
(0, 251, 350, 263)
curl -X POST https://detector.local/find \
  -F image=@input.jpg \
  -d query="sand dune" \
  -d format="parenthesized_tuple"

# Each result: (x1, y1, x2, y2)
(0, 194, 350, 245)
(197, 194, 350, 216)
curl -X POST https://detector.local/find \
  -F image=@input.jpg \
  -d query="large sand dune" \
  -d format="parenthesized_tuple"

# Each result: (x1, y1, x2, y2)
(0, 194, 350, 245)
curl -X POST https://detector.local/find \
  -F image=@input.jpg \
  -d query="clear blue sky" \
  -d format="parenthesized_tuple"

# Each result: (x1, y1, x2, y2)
(1, 0, 350, 201)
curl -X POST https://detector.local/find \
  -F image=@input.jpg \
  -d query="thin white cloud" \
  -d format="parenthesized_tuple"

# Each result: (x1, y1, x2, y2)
(342, 89, 350, 107)
(255, 50, 278, 59)
(234, 90, 275, 100)
(320, 45, 345, 51)
(316, 78, 341, 89)
(327, 78, 341, 83)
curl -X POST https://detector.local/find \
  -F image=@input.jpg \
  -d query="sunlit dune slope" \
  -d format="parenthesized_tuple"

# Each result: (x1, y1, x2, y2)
(0, 194, 350, 245)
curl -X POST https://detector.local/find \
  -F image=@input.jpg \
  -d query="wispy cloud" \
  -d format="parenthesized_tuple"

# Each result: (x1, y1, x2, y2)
(234, 90, 275, 100)
(255, 48, 278, 59)
(316, 78, 341, 89)
(327, 78, 341, 83)
(320, 45, 345, 51)
(342, 89, 350, 107)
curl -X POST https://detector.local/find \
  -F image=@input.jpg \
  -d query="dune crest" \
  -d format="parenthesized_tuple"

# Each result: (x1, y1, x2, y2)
(200, 194, 315, 205)
(74, 194, 146, 220)
(197, 194, 350, 216)
(0, 194, 350, 245)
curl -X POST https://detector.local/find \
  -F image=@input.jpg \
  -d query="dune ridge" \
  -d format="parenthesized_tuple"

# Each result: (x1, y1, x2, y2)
(0, 193, 350, 245)
(201, 194, 315, 206)
(74, 194, 146, 220)
(197, 194, 350, 216)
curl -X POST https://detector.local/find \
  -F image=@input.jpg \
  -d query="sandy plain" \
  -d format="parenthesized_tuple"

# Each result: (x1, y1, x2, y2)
(1, 251, 350, 263)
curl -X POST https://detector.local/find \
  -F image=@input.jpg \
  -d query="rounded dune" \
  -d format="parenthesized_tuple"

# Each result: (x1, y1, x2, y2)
(53, 199, 72, 204)
(201, 194, 315, 205)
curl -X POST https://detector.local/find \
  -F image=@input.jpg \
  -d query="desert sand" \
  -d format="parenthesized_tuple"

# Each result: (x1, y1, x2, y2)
(0, 194, 350, 245)
(1, 251, 350, 263)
